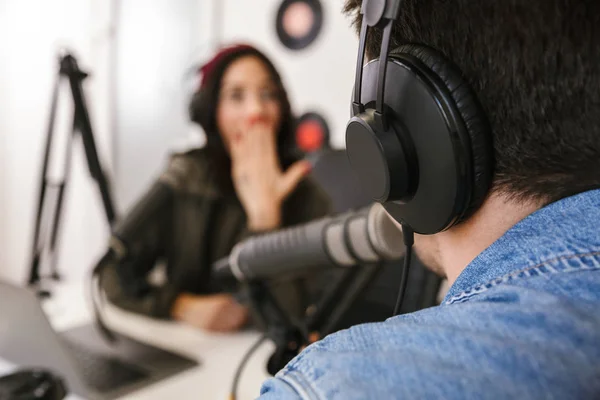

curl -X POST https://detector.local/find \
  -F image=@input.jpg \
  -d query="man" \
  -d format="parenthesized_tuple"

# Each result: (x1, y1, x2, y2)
(258, 0, 600, 398)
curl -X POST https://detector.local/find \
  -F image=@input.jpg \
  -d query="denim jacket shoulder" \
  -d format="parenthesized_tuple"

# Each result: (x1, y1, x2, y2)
(259, 189, 600, 400)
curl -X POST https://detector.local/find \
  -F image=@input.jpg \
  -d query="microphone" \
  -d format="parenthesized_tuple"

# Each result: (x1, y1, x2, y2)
(213, 203, 405, 281)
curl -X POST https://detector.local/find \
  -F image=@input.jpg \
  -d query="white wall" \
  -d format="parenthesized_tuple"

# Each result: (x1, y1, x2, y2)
(219, 0, 359, 148)
(0, 0, 115, 284)
(114, 0, 207, 211)
(0, 0, 8, 281)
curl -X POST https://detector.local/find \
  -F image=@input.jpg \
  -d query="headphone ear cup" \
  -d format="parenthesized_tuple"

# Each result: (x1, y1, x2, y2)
(391, 45, 494, 220)
(188, 89, 203, 125)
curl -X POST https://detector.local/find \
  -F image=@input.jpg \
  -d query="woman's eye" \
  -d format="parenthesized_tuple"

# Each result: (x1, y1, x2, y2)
(261, 90, 277, 101)
(229, 90, 244, 101)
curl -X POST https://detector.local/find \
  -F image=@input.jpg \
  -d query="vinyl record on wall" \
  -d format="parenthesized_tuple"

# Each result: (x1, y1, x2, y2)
(276, 0, 324, 50)
(295, 112, 330, 154)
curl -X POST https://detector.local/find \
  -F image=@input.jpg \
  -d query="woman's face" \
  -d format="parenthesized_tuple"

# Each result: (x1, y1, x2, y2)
(216, 55, 282, 152)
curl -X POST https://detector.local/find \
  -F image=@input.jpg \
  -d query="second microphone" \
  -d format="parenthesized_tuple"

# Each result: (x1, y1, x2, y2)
(213, 203, 405, 282)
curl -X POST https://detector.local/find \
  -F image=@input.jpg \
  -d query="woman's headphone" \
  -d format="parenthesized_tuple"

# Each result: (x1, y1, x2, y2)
(345, 0, 495, 235)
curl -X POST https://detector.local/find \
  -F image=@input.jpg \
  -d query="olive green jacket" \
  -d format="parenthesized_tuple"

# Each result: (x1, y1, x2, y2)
(99, 148, 332, 321)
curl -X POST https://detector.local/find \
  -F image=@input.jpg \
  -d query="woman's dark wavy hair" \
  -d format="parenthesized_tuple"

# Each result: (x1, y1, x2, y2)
(188, 46, 299, 194)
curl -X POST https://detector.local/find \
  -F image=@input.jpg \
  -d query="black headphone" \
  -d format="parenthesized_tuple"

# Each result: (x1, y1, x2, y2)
(345, 0, 494, 235)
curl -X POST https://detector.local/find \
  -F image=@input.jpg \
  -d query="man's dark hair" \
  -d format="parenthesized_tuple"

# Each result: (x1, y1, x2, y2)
(344, 0, 600, 205)
(188, 47, 299, 193)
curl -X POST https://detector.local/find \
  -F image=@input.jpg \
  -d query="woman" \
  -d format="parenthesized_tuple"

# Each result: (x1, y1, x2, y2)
(99, 44, 331, 332)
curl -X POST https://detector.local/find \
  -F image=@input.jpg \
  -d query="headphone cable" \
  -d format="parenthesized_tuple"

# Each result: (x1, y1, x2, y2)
(229, 333, 269, 400)
(393, 225, 414, 316)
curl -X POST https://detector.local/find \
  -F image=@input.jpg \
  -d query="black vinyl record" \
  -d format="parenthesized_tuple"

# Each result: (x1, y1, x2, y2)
(276, 0, 323, 50)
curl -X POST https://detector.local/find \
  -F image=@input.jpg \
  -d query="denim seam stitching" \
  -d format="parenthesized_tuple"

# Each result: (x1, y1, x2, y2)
(445, 251, 600, 305)
(279, 370, 323, 400)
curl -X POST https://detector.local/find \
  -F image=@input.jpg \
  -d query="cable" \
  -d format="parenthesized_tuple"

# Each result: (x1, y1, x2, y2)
(393, 225, 414, 316)
(229, 333, 268, 400)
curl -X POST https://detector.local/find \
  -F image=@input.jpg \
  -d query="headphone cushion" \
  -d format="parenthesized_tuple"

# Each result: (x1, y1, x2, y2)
(391, 45, 493, 220)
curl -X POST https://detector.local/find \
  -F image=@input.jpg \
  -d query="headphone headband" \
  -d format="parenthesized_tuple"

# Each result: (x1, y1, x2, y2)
(352, 0, 401, 117)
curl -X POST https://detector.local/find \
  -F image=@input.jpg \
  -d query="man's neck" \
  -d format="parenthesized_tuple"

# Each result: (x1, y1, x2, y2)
(439, 193, 542, 285)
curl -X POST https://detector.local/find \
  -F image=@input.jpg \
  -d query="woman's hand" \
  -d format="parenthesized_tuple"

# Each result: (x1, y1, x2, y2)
(230, 118, 311, 231)
(171, 293, 249, 332)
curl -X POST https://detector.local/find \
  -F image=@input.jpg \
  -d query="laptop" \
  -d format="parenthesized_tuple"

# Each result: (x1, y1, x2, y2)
(0, 281, 199, 400)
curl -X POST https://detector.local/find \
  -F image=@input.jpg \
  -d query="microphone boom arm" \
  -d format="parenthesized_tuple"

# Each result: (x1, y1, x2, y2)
(28, 52, 116, 297)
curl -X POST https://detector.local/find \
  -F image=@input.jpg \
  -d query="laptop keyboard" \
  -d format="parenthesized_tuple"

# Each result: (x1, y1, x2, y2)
(62, 339, 149, 393)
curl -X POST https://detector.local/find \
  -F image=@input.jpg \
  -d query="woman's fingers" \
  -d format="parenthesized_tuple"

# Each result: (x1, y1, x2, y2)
(229, 129, 246, 162)
(279, 160, 312, 198)
(234, 121, 278, 169)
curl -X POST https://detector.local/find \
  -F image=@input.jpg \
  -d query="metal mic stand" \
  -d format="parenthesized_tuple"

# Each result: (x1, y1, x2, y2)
(28, 52, 116, 298)
(246, 262, 384, 374)
(305, 262, 383, 339)
(244, 281, 309, 376)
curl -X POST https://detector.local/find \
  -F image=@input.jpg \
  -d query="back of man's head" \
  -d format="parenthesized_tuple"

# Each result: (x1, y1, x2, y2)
(344, 0, 600, 206)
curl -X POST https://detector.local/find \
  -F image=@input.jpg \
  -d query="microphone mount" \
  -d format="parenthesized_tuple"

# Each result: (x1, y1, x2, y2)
(238, 261, 385, 374)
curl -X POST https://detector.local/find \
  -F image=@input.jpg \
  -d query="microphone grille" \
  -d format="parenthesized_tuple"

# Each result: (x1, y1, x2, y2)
(367, 203, 405, 259)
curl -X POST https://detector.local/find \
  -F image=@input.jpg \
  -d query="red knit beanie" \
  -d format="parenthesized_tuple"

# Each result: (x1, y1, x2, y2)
(199, 43, 256, 88)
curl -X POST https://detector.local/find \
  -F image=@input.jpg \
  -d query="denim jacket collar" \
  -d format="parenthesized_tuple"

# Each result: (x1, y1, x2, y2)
(444, 188, 600, 304)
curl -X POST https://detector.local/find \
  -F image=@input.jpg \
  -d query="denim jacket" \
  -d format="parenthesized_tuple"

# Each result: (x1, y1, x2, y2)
(259, 189, 600, 399)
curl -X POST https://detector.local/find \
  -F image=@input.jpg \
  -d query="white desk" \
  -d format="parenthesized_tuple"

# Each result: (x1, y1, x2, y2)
(1, 281, 274, 400)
